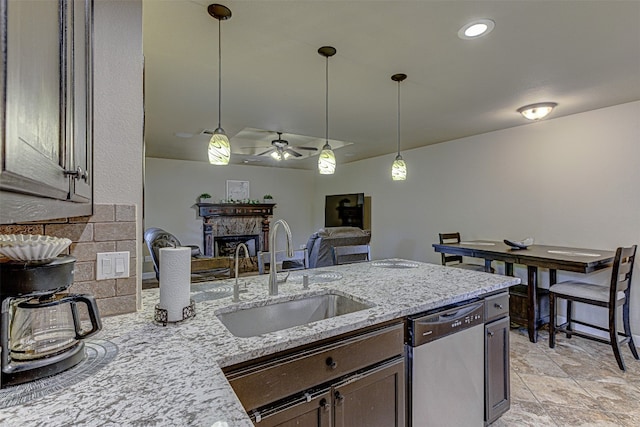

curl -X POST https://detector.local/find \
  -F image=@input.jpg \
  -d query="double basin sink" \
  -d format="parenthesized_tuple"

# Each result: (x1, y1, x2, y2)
(216, 291, 375, 338)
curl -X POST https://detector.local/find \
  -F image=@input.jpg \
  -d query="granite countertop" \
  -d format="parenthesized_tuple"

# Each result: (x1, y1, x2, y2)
(0, 259, 520, 426)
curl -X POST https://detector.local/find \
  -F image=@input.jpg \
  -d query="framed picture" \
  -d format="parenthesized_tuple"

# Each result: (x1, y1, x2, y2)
(226, 180, 250, 201)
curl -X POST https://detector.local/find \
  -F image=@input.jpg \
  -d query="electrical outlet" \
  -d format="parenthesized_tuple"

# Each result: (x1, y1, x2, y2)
(96, 251, 130, 280)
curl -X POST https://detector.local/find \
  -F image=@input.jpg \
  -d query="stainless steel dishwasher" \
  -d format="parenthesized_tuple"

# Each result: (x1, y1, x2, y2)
(407, 300, 485, 427)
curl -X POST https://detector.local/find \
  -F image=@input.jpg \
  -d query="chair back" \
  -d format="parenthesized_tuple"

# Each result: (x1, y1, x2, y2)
(332, 245, 371, 265)
(610, 245, 637, 303)
(258, 249, 309, 275)
(439, 232, 464, 266)
(144, 227, 182, 280)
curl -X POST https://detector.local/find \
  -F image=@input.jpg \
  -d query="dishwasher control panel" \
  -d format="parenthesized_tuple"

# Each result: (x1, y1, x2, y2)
(409, 301, 484, 346)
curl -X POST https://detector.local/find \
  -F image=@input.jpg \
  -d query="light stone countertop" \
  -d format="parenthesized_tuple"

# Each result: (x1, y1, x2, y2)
(0, 259, 520, 426)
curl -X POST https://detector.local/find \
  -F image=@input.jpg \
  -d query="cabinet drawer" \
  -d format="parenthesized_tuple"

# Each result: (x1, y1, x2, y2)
(485, 292, 509, 322)
(226, 323, 404, 411)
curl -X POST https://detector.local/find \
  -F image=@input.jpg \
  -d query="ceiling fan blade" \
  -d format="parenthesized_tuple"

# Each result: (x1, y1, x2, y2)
(257, 148, 276, 157)
(285, 148, 303, 158)
(292, 146, 318, 151)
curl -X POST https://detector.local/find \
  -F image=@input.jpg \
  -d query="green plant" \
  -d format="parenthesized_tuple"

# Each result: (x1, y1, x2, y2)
(263, 194, 273, 199)
(199, 193, 212, 199)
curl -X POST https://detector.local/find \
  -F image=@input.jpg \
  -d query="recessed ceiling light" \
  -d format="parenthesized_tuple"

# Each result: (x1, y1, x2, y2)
(458, 19, 495, 40)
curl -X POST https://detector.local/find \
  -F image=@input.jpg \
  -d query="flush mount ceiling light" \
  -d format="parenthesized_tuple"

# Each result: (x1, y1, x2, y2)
(207, 4, 232, 165)
(517, 102, 558, 120)
(318, 46, 337, 175)
(391, 73, 407, 181)
(458, 19, 495, 40)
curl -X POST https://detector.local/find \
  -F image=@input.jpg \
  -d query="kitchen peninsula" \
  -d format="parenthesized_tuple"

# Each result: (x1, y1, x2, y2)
(0, 260, 519, 426)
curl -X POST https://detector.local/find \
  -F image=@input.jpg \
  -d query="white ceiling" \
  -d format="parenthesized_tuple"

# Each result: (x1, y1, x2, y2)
(142, 0, 640, 170)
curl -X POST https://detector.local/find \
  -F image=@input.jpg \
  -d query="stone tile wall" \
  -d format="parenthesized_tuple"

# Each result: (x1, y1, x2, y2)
(0, 204, 138, 317)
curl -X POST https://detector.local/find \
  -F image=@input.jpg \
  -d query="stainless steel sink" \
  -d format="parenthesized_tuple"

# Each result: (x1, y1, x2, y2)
(216, 292, 375, 338)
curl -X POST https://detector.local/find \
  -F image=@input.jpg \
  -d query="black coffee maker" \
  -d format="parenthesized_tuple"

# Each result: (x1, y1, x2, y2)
(0, 256, 102, 388)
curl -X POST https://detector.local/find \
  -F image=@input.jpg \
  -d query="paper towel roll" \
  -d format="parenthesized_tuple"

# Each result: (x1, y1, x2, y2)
(159, 246, 191, 322)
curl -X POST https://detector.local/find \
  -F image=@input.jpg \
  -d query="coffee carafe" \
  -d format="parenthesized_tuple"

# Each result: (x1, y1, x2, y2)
(9, 293, 101, 361)
(1, 255, 102, 388)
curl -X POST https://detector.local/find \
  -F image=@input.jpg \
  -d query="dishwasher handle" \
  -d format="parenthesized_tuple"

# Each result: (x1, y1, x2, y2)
(410, 301, 484, 346)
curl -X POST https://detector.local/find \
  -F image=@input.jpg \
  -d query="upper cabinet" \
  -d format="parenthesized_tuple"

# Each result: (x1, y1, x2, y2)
(0, 0, 93, 224)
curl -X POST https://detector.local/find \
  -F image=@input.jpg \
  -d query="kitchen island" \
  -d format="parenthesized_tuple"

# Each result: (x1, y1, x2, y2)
(0, 260, 519, 426)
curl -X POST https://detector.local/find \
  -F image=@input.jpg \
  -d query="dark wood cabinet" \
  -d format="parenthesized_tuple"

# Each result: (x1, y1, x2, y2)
(333, 357, 405, 427)
(1, 0, 93, 223)
(225, 323, 405, 427)
(485, 311, 510, 425)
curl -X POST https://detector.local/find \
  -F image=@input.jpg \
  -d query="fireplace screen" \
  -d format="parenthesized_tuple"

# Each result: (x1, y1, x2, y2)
(214, 235, 259, 257)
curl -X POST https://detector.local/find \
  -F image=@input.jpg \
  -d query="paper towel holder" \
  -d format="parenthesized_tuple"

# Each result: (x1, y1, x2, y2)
(154, 300, 196, 326)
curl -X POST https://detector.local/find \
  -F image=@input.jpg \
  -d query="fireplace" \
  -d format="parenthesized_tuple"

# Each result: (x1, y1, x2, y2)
(214, 234, 260, 257)
(196, 203, 276, 257)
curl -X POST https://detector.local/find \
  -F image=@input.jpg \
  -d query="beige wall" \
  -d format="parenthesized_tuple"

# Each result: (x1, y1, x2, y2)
(314, 100, 640, 335)
(93, 0, 144, 308)
(143, 159, 317, 275)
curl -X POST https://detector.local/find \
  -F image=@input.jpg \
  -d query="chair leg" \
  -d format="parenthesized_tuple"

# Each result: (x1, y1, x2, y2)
(566, 300, 573, 339)
(609, 306, 626, 371)
(623, 300, 640, 360)
(549, 292, 556, 348)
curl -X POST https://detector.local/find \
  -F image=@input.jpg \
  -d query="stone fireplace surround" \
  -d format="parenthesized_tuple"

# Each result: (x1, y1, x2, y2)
(196, 203, 276, 273)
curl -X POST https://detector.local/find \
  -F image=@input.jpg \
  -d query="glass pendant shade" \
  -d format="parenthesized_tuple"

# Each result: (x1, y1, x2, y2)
(392, 154, 407, 181)
(208, 127, 231, 165)
(318, 142, 336, 175)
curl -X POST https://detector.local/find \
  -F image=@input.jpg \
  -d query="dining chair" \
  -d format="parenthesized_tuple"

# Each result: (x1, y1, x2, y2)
(548, 245, 638, 371)
(438, 232, 493, 272)
(332, 244, 371, 265)
(257, 249, 309, 275)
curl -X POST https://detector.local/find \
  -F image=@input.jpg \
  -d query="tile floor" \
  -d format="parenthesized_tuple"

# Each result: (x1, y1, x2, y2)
(493, 328, 640, 426)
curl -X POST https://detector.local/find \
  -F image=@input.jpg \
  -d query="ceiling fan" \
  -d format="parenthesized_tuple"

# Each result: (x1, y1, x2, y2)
(253, 132, 318, 160)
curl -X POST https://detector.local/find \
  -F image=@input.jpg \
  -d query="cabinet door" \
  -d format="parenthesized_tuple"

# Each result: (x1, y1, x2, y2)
(485, 316, 510, 424)
(0, 0, 92, 223)
(250, 390, 332, 427)
(333, 357, 405, 427)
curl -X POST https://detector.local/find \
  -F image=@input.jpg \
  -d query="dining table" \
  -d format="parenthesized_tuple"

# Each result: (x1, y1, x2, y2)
(432, 240, 616, 343)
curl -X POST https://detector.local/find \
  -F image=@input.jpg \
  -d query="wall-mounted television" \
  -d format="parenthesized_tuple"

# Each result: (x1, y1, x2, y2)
(325, 193, 365, 229)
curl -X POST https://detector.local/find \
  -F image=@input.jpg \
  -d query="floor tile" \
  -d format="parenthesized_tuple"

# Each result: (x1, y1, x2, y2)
(490, 400, 556, 427)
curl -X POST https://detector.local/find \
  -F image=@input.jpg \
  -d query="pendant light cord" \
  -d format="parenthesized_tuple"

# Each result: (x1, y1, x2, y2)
(397, 80, 401, 156)
(325, 56, 329, 143)
(218, 18, 222, 129)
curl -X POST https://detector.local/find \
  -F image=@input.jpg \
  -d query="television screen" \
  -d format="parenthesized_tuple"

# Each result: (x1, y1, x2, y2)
(325, 193, 365, 228)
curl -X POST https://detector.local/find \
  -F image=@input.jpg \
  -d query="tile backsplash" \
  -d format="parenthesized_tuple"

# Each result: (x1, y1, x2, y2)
(0, 204, 138, 316)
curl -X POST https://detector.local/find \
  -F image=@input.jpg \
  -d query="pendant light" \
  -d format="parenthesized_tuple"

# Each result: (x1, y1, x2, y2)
(318, 46, 337, 175)
(391, 73, 407, 181)
(207, 4, 232, 165)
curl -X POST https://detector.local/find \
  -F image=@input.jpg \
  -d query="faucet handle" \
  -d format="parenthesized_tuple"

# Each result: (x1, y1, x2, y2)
(276, 272, 290, 284)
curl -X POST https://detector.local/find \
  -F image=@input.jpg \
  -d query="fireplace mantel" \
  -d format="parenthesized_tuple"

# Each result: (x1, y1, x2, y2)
(196, 203, 276, 257)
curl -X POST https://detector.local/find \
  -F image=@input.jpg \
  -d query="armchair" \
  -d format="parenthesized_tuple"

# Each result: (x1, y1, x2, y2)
(306, 227, 371, 268)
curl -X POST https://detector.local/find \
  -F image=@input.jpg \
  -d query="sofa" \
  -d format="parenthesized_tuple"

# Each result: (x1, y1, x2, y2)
(306, 227, 371, 268)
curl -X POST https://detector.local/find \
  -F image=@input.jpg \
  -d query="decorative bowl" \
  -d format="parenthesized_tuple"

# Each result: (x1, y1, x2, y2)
(504, 237, 534, 250)
(0, 234, 72, 262)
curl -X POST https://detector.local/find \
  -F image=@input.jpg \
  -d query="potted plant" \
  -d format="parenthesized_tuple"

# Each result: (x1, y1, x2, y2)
(263, 194, 273, 204)
(198, 193, 213, 203)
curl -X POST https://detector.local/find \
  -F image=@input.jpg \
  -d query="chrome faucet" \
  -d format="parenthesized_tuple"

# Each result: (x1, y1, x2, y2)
(233, 243, 250, 302)
(269, 219, 293, 296)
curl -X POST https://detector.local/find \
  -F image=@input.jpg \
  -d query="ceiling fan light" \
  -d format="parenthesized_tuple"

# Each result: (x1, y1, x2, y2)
(318, 143, 336, 175)
(392, 155, 407, 181)
(517, 102, 557, 120)
(208, 128, 230, 165)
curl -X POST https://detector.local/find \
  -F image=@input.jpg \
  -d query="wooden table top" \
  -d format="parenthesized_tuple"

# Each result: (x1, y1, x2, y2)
(432, 240, 615, 273)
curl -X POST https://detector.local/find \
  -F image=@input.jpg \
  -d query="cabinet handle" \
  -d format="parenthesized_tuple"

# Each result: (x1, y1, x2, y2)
(487, 330, 495, 337)
(64, 166, 88, 182)
(319, 398, 330, 412)
(334, 391, 344, 406)
(325, 357, 337, 369)
(494, 303, 503, 309)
